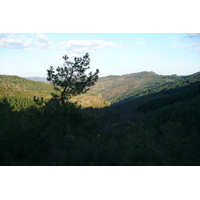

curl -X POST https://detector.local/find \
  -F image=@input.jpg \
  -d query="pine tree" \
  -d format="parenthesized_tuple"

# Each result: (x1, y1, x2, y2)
(47, 53, 99, 105)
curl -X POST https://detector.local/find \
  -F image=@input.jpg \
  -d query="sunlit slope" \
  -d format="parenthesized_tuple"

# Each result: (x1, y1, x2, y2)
(0, 75, 54, 99)
(2, 71, 199, 109)
(89, 71, 182, 103)
(0, 75, 110, 109)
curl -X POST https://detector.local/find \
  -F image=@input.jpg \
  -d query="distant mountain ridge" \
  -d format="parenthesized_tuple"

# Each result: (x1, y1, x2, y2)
(24, 71, 181, 103)
(111, 71, 200, 117)
(89, 71, 183, 103)
(24, 71, 176, 83)
(2, 71, 199, 107)
(24, 77, 48, 83)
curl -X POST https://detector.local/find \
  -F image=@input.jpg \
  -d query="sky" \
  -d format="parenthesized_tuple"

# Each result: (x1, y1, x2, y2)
(0, 33, 200, 78)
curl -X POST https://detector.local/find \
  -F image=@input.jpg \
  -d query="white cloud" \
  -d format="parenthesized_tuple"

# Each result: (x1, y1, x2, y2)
(0, 33, 4, 38)
(0, 37, 32, 49)
(169, 44, 177, 48)
(185, 33, 200, 38)
(180, 42, 200, 49)
(24, 48, 40, 52)
(61, 39, 121, 54)
(168, 41, 200, 51)
(196, 46, 200, 51)
(36, 33, 52, 48)
(136, 40, 146, 46)
(0, 33, 53, 50)
(168, 41, 179, 48)
(37, 33, 49, 42)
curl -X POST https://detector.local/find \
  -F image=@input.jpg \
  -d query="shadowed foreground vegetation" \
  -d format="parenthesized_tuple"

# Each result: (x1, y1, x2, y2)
(0, 71, 200, 165)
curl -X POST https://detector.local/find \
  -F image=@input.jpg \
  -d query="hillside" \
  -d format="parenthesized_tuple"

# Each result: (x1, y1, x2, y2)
(112, 71, 200, 114)
(1, 71, 200, 166)
(21, 71, 183, 104)
(0, 75, 54, 99)
(0, 75, 109, 109)
(106, 71, 200, 131)
(25, 71, 182, 104)
(89, 71, 182, 103)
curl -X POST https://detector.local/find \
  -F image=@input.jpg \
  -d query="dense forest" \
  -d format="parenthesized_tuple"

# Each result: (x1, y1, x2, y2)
(89, 71, 182, 103)
(0, 70, 200, 165)
(0, 75, 110, 110)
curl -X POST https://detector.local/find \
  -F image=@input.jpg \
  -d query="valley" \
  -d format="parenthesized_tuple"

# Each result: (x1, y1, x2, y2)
(0, 71, 200, 166)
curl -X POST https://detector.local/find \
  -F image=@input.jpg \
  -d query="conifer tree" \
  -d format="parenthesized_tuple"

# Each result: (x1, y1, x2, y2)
(47, 53, 99, 105)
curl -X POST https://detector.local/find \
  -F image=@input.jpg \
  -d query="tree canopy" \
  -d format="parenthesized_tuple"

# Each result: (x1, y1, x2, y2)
(47, 53, 99, 104)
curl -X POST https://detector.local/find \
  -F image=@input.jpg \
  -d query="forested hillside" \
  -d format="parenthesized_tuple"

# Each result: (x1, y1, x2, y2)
(112, 71, 200, 114)
(0, 75, 109, 110)
(0, 75, 54, 98)
(22, 71, 182, 104)
(0, 71, 200, 166)
(89, 71, 182, 103)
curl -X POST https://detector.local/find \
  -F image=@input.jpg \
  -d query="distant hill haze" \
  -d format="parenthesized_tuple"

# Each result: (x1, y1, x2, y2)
(24, 77, 48, 83)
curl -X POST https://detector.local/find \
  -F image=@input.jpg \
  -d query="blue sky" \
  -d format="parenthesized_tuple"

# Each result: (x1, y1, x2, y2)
(0, 33, 200, 78)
